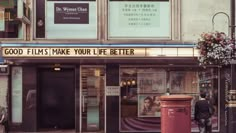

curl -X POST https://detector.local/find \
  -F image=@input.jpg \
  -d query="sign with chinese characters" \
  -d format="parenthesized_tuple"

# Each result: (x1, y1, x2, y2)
(0, 10, 4, 31)
(54, 3, 89, 24)
(109, 0, 170, 38)
(106, 86, 120, 96)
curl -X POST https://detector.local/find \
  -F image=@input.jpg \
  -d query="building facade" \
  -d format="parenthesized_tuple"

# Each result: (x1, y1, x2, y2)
(0, 0, 234, 133)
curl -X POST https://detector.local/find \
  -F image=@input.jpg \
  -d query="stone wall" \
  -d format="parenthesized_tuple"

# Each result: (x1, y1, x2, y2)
(181, 0, 230, 42)
(0, 76, 8, 107)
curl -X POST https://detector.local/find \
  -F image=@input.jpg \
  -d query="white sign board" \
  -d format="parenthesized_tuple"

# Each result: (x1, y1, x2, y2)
(109, 1, 170, 38)
(106, 86, 120, 96)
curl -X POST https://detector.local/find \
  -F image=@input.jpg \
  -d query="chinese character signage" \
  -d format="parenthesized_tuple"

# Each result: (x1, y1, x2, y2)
(54, 3, 89, 24)
(109, 0, 170, 38)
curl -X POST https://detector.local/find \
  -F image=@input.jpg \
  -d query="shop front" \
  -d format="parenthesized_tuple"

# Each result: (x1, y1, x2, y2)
(1, 46, 226, 133)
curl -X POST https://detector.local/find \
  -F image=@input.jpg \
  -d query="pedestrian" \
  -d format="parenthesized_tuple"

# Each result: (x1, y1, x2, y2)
(194, 91, 214, 133)
(0, 106, 8, 133)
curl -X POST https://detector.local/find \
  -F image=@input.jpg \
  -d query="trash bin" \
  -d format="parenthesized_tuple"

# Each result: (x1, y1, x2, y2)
(160, 95, 192, 133)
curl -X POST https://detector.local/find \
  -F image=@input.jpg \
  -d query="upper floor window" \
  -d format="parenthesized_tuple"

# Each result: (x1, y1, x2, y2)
(36, 0, 98, 39)
(36, 0, 176, 41)
(0, 0, 23, 39)
(108, 0, 171, 39)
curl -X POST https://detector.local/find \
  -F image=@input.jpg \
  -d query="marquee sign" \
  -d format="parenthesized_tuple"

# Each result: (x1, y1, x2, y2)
(1, 47, 198, 57)
(2, 47, 145, 57)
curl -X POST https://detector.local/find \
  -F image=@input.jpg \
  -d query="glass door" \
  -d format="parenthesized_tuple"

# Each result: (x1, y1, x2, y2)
(80, 66, 105, 132)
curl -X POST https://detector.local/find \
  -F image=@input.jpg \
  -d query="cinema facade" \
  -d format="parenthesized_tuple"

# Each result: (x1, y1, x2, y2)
(0, 0, 232, 133)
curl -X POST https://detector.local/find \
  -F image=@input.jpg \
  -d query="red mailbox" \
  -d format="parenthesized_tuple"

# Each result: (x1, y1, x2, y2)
(160, 95, 192, 133)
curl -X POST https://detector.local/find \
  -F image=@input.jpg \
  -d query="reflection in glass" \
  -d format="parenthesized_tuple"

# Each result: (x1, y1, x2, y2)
(120, 67, 219, 132)
(81, 67, 105, 132)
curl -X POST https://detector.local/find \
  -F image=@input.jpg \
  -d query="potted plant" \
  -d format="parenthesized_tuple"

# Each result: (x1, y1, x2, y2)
(195, 31, 235, 66)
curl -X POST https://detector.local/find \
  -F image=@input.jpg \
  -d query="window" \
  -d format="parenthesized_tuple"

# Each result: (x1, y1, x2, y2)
(11, 66, 23, 123)
(0, 0, 23, 39)
(108, 0, 171, 39)
(36, 0, 98, 39)
(120, 66, 219, 132)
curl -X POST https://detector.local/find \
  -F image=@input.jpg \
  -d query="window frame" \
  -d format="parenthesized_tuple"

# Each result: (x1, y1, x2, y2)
(104, 0, 181, 43)
(119, 65, 220, 132)
(34, 0, 102, 42)
(33, 0, 181, 43)
(0, 0, 25, 40)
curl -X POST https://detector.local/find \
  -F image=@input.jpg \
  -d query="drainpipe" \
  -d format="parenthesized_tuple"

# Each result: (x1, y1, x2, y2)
(228, 0, 236, 133)
(230, 0, 235, 38)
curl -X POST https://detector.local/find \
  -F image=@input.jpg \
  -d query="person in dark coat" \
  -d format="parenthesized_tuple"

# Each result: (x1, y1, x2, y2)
(194, 91, 214, 133)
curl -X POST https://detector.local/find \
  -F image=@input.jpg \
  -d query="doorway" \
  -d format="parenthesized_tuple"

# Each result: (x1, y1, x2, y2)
(38, 67, 75, 130)
(80, 66, 105, 132)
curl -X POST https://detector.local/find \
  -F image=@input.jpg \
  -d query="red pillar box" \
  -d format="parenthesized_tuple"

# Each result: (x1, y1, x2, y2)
(160, 95, 192, 133)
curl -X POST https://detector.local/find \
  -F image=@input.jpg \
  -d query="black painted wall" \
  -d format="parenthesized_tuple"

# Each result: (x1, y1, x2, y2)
(36, 0, 45, 38)
(22, 66, 37, 132)
(106, 64, 120, 133)
(219, 68, 227, 133)
(75, 66, 80, 132)
(227, 65, 236, 133)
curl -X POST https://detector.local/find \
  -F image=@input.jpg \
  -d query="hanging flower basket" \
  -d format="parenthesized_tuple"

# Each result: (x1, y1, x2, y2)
(195, 31, 235, 66)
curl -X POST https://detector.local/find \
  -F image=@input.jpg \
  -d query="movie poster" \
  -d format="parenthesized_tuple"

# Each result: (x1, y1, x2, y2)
(138, 71, 166, 93)
(138, 94, 161, 117)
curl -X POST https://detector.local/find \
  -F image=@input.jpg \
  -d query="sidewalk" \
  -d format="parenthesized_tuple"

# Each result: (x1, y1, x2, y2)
(8, 130, 103, 133)
(9, 131, 74, 133)
(9, 130, 75, 133)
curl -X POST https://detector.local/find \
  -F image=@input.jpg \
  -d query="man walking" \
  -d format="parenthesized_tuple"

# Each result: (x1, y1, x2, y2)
(194, 91, 214, 133)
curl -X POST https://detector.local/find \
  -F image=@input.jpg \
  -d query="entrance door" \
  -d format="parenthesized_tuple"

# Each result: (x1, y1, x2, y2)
(38, 67, 75, 130)
(80, 66, 105, 132)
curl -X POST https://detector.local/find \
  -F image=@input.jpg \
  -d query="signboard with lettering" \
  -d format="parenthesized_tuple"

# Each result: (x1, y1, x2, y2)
(106, 86, 120, 96)
(1, 47, 197, 58)
(54, 3, 89, 24)
(2, 47, 146, 57)
(46, 1, 97, 39)
(109, 0, 170, 38)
